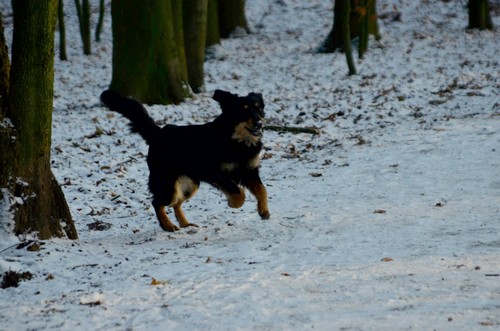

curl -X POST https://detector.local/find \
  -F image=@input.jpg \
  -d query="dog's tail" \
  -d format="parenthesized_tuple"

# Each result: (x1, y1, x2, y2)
(100, 90, 160, 144)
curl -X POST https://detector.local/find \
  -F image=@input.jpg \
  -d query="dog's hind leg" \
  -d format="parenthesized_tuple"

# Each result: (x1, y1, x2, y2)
(149, 169, 181, 232)
(154, 204, 180, 232)
(173, 203, 198, 228)
(173, 176, 200, 228)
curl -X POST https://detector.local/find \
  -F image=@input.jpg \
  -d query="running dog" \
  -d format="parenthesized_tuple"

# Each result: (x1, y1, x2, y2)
(100, 89, 270, 231)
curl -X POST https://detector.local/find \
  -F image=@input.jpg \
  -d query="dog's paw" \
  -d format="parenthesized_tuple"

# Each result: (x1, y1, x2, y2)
(259, 210, 271, 220)
(227, 189, 245, 208)
(159, 222, 180, 232)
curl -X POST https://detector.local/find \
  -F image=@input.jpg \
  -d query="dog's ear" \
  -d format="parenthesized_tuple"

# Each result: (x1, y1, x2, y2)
(213, 90, 238, 108)
(249, 93, 263, 103)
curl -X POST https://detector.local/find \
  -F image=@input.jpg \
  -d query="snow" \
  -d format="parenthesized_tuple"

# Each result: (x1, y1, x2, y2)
(1, 0, 499, 330)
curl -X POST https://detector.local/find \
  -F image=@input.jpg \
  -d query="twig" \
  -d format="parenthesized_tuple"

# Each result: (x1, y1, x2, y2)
(264, 125, 320, 135)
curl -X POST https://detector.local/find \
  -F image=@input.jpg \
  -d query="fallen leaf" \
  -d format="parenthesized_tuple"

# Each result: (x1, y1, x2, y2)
(151, 277, 170, 286)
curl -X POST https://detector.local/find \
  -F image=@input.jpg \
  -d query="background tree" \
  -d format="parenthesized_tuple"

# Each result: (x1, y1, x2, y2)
(109, 0, 250, 103)
(110, 0, 191, 104)
(57, 0, 68, 60)
(218, 0, 249, 38)
(319, 0, 380, 56)
(183, 0, 208, 93)
(0, 0, 77, 240)
(206, 0, 221, 47)
(468, 0, 493, 30)
(95, 0, 105, 42)
(75, 0, 91, 54)
(342, 0, 357, 75)
(0, 16, 9, 113)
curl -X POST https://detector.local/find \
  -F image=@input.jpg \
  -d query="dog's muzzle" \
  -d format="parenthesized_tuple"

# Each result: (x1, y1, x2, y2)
(247, 120, 263, 137)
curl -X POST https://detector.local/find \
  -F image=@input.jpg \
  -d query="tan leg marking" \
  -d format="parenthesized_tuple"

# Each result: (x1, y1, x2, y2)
(173, 203, 198, 228)
(155, 205, 179, 232)
(226, 187, 246, 208)
(246, 179, 270, 219)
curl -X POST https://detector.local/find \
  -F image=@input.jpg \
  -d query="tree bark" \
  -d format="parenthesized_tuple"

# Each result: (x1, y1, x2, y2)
(218, 0, 249, 38)
(110, 0, 191, 104)
(468, 0, 493, 30)
(183, 0, 208, 93)
(1, 0, 77, 240)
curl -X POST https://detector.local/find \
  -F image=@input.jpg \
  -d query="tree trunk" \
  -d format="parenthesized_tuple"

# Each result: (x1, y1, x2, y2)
(218, 0, 249, 38)
(206, 0, 221, 47)
(110, 0, 191, 105)
(75, 0, 91, 54)
(468, 0, 493, 30)
(319, 0, 380, 54)
(1, 0, 77, 240)
(58, 0, 68, 60)
(183, 0, 208, 93)
(342, 0, 356, 75)
(0, 15, 9, 115)
(95, 0, 105, 42)
(0, 16, 10, 193)
(171, 0, 189, 88)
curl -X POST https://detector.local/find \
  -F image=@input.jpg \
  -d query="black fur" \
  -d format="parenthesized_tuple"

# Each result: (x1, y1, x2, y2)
(100, 89, 270, 232)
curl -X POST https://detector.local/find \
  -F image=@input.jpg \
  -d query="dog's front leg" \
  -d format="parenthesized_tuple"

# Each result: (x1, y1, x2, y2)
(215, 177, 246, 209)
(243, 171, 270, 220)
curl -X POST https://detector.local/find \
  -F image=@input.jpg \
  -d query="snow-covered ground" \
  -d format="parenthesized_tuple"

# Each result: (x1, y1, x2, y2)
(1, 0, 499, 330)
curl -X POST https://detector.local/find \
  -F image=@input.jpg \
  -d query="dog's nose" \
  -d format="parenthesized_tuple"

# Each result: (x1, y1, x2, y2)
(254, 120, 263, 130)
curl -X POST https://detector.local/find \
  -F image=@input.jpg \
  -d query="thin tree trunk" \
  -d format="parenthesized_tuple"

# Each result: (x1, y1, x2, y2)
(342, 0, 356, 75)
(5, 0, 77, 239)
(468, 0, 493, 30)
(95, 0, 105, 42)
(75, 0, 91, 54)
(58, 0, 68, 60)
(183, 0, 208, 93)
(358, 0, 368, 58)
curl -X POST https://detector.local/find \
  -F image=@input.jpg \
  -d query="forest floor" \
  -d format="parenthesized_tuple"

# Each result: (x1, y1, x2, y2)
(1, 0, 499, 330)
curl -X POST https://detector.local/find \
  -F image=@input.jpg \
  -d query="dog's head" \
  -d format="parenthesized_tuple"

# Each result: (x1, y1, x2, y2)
(213, 90, 265, 147)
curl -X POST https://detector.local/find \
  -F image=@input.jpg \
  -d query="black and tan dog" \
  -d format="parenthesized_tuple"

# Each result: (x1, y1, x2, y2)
(100, 89, 270, 231)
